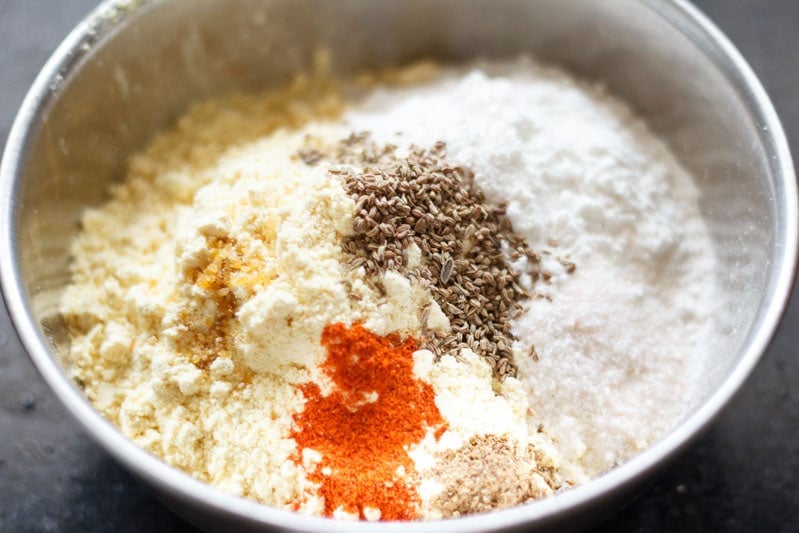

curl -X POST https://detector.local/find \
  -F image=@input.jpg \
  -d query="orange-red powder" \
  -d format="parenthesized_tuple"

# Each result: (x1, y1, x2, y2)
(291, 323, 445, 520)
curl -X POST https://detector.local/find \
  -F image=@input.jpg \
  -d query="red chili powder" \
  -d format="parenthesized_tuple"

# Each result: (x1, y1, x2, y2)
(291, 322, 445, 520)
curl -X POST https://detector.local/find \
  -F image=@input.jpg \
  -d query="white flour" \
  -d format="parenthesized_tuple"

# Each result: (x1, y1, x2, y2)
(347, 57, 717, 476)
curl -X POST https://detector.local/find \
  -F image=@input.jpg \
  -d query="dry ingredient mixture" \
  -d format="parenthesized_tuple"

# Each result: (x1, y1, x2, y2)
(61, 57, 716, 521)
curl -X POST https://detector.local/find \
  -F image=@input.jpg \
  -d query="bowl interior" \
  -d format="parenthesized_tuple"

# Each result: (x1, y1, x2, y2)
(3, 0, 794, 531)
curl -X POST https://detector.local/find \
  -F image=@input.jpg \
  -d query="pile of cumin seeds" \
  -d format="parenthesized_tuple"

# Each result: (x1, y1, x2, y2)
(301, 134, 541, 380)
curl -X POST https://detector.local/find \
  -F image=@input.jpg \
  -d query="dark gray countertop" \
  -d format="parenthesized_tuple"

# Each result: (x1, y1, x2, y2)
(1, 1, 797, 531)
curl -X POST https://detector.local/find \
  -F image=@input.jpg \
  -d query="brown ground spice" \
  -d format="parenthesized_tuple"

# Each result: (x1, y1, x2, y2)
(428, 434, 556, 517)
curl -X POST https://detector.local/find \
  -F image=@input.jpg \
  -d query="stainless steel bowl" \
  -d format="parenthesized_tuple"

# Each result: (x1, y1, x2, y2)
(1, 0, 796, 531)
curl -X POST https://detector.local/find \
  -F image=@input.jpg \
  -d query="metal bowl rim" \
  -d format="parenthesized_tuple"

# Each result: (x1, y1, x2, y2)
(1, 0, 796, 531)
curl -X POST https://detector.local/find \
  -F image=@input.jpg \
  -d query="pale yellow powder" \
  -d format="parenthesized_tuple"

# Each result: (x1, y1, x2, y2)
(62, 75, 357, 509)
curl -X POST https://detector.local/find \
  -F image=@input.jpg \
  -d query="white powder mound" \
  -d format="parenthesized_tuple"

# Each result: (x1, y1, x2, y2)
(347, 57, 717, 477)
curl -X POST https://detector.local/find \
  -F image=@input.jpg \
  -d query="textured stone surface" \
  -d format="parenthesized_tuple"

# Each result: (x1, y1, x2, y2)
(0, 1, 796, 531)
